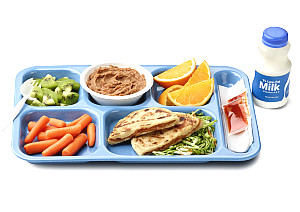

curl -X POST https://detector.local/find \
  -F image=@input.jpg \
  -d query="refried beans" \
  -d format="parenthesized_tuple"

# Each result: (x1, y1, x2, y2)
(86, 65, 146, 96)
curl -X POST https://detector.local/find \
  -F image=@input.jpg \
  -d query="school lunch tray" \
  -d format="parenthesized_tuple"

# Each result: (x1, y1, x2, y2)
(12, 65, 261, 164)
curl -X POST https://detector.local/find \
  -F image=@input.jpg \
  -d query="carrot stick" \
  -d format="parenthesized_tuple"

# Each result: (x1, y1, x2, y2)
(66, 114, 89, 127)
(76, 114, 92, 131)
(37, 132, 47, 141)
(24, 116, 50, 144)
(48, 118, 66, 128)
(42, 134, 74, 156)
(87, 123, 96, 147)
(45, 124, 82, 139)
(24, 139, 59, 155)
(62, 133, 88, 156)
(28, 121, 56, 132)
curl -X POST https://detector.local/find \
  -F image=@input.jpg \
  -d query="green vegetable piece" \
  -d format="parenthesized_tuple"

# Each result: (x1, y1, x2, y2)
(30, 86, 43, 102)
(40, 74, 58, 90)
(42, 88, 58, 104)
(54, 86, 63, 103)
(56, 77, 70, 82)
(69, 79, 80, 92)
(58, 79, 73, 92)
(31, 99, 46, 106)
(61, 91, 79, 105)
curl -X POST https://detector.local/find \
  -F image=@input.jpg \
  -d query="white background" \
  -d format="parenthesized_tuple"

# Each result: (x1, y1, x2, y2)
(0, 0, 299, 211)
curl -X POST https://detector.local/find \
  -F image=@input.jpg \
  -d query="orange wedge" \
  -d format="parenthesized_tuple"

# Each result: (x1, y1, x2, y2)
(168, 78, 214, 106)
(158, 85, 183, 106)
(153, 58, 196, 88)
(185, 60, 210, 87)
(167, 60, 211, 101)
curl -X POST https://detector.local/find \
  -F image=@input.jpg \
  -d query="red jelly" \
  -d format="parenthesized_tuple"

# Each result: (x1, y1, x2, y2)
(223, 98, 248, 134)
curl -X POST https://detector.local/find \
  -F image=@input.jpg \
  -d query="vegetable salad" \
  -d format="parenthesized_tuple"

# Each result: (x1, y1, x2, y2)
(153, 110, 217, 156)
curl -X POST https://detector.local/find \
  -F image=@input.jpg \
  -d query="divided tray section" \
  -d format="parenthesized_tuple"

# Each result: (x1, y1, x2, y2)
(151, 66, 217, 109)
(15, 67, 84, 106)
(212, 67, 261, 158)
(103, 106, 224, 157)
(13, 107, 101, 163)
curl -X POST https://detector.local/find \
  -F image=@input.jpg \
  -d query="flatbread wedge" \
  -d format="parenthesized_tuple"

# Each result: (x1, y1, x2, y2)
(108, 107, 180, 145)
(131, 112, 203, 155)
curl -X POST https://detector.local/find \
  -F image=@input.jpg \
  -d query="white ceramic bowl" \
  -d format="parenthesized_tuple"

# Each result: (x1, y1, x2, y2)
(80, 63, 153, 106)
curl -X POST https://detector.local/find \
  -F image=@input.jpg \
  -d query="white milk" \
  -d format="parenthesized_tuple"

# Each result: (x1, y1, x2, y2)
(252, 27, 291, 108)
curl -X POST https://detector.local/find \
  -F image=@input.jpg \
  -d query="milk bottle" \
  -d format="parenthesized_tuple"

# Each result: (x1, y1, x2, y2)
(252, 27, 291, 108)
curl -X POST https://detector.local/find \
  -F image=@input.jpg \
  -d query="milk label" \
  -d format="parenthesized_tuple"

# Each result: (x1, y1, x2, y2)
(252, 71, 290, 102)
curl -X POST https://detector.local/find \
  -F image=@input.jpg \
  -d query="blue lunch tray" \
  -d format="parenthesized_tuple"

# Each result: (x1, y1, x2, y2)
(12, 65, 261, 163)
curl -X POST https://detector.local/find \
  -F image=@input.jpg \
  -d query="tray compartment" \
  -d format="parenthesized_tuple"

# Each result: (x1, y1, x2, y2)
(103, 106, 222, 156)
(213, 69, 256, 153)
(15, 108, 100, 159)
(18, 67, 83, 106)
(151, 67, 214, 106)
(213, 69, 243, 87)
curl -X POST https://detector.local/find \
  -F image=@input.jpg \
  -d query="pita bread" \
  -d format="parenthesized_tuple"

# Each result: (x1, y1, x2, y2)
(108, 107, 180, 145)
(131, 112, 203, 155)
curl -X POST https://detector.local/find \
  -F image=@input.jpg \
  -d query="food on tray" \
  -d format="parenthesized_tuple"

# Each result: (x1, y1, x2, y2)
(87, 123, 96, 147)
(86, 65, 146, 96)
(62, 133, 88, 156)
(42, 134, 74, 156)
(131, 112, 203, 155)
(28, 121, 56, 131)
(218, 79, 253, 153)
(223, 97, 248, 134)
(48, 118, 66, 128)
(22, 114, 96, 156)
(66, 114, 89, 127)
(107, 107, 180, 145)
(45, 124, 82, 139)
(156, 60, 214, 106)
(27, 74, 80, 106)
(168, 78, 214, 106)
(153, 58, 196, 88)
(184, 60, 210, 87)
(24, 116, 50, 144)
(108, 108, 217, 156)
(24, 139, 59, 155)
(158, 85, 183, 106)
(153, 111, 217, 155)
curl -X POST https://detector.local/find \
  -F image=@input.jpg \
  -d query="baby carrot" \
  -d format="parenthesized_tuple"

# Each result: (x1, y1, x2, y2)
(37, 132, 47, 141)
(66, 114, 89, 127)
(24, 116, 50, 144)
(77, 114, 92, 131)
(48, 118, 66, 128)
(28, 121, 56, 132)
(24, 139, 58, 155)
(42, 134, 74, 156)
(45, 124, 82, 139)
(62, 133, 88, 156)
(87, 123, 96, 147)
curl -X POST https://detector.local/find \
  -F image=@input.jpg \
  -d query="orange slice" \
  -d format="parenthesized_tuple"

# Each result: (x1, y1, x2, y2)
(168, 78, 214, 106)
(158, 85, 183, 106)
(153, 58, 196, 88)
(185, 60, 210, 87)
(167, 60, 211, 101)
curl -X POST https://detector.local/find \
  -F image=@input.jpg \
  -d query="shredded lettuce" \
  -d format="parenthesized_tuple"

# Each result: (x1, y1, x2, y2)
(152, 110, 217, 156)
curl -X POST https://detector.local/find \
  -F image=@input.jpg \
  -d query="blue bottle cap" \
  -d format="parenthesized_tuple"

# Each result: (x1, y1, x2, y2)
(262, 27, 288, 48)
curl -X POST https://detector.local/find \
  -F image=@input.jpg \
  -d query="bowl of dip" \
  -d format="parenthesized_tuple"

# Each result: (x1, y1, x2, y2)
(80, 63, 153, 106)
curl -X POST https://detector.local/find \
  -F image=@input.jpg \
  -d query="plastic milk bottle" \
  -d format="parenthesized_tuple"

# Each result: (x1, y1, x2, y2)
(252, 27, 291, 108)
